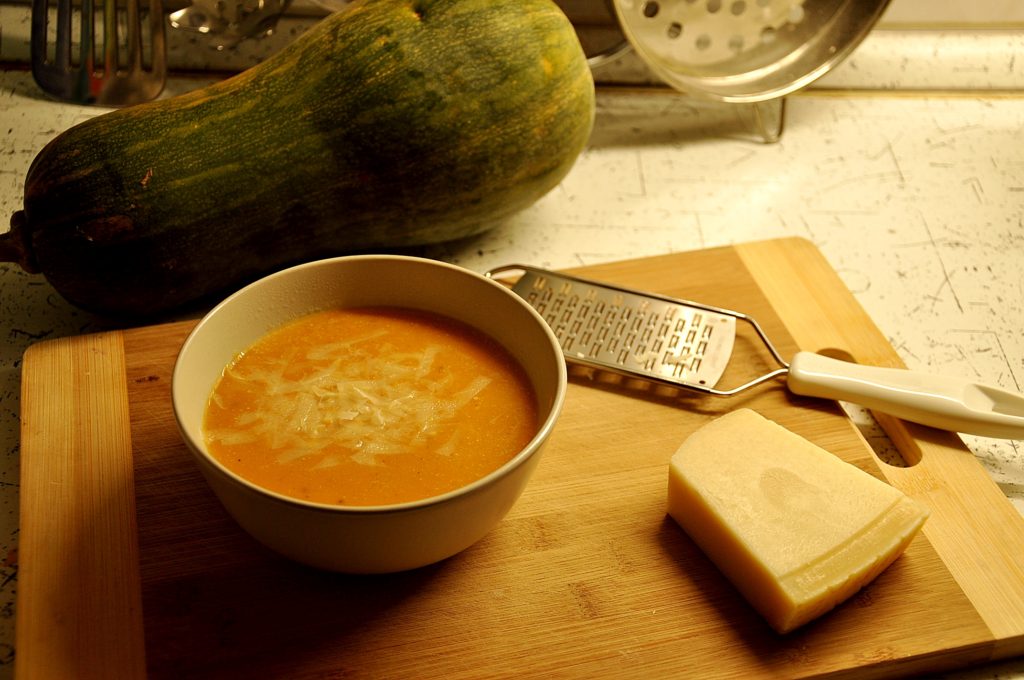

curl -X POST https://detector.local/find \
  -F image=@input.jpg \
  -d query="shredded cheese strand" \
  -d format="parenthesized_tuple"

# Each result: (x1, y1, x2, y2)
(208, 343, 492, 467)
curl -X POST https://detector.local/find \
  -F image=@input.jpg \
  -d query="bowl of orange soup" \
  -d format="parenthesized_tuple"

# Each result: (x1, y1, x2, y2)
(172, 255, 566, 573)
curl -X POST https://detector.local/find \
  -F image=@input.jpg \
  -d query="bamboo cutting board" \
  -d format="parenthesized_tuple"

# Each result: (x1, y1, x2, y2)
(16, 238, 1024, 679)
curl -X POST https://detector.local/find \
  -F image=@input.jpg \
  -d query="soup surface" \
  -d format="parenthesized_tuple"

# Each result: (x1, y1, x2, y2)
(204, 307, 538, 506)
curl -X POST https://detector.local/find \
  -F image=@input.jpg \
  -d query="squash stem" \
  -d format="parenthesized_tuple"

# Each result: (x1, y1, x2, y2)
(2, 211, 40, 273)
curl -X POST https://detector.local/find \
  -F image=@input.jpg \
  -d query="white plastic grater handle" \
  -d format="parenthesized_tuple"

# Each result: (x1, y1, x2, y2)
(787, 351, 1024, 439)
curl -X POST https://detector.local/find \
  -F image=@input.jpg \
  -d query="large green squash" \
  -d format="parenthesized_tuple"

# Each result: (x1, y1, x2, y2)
(4, 0, 594, 316)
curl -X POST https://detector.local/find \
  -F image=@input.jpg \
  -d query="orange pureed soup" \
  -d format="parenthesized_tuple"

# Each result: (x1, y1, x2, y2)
(203, 306, 539, 506)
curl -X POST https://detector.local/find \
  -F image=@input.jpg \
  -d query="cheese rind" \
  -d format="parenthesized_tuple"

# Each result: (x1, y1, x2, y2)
(667, 408, 929, 634)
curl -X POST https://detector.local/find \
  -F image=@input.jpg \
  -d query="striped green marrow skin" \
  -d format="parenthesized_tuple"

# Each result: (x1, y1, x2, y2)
(6, 0, 595, 316)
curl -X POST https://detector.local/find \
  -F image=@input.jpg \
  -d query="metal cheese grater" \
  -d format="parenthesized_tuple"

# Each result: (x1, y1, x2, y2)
(486, 264, 788, 396)
(485, 264, 1024, 439)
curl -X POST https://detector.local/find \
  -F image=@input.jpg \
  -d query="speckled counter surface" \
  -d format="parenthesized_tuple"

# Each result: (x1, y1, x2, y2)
(1, 16, 1023, 680)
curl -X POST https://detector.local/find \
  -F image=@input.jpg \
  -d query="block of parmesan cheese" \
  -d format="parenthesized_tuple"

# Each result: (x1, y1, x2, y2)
(667, 408, 929, 634)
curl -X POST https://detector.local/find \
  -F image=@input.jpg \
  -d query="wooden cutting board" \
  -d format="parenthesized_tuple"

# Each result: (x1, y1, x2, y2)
(15, 237, 1024, 679)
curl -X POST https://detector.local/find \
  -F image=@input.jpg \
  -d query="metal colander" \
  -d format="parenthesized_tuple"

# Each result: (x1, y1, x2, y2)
(609, 0, 891, 102)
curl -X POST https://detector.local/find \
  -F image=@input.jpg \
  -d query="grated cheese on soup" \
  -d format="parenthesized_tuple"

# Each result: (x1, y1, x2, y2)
(203, 307, 538, 506)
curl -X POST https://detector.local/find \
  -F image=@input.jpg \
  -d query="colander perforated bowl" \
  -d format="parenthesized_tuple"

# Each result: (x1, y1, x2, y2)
(611, 0, 891, 102)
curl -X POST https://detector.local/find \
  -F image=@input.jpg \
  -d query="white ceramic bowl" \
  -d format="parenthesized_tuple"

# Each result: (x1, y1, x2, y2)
(172, 255, 566, 573)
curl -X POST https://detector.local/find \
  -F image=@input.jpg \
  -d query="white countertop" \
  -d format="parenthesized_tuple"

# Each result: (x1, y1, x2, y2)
(1, 10, 1023, 678)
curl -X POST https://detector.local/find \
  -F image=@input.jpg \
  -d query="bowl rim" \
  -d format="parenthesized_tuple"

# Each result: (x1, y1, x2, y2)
(171, 254, 567, 516)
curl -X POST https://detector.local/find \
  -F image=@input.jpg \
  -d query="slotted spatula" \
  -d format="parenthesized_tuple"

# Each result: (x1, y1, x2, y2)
(31, 0, 167, 106)
(487, 265, 1024, 439)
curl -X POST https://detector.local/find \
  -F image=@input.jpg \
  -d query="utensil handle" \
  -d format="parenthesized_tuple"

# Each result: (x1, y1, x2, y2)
(787, 351, 1024, 439)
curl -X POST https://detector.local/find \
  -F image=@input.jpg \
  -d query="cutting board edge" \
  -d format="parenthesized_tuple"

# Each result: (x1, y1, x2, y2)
(15, 330, 148, 680)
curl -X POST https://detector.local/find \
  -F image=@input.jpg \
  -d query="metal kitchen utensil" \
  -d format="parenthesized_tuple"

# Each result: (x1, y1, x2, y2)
(486, 265, 1024, 439)
(31, 0, 166, 105)
(609, 0, 891, 102)
(169, 0, 293, 50)
(583, 0, 634, 69)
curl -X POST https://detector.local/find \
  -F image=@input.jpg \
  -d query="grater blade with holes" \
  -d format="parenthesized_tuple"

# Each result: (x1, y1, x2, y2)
(486, 264, 788, 396)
